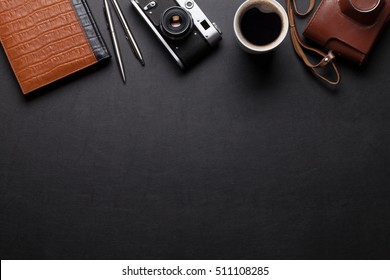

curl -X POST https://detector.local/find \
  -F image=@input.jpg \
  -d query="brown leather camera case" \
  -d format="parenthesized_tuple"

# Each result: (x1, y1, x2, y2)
(303, 0, 390, 65)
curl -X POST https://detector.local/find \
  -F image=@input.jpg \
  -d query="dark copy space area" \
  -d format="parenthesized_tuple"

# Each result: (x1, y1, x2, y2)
(0, 0, 389, 259)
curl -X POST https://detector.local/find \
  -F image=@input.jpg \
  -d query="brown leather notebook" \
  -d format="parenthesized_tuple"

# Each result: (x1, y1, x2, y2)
(0, 0, 110, 94)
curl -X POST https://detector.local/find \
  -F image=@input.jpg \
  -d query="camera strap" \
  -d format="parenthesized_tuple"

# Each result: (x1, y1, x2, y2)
(286, 0, 341, 85)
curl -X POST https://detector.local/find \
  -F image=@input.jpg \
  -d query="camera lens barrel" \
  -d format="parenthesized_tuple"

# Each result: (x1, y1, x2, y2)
(161, 6, 193, 40)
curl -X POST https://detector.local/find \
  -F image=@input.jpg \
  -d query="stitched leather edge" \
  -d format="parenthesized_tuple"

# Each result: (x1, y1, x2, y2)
(70, 0, 110, 61)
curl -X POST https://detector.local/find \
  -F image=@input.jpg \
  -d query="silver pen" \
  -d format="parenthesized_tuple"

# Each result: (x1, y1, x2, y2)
(104, 0, 126, 83)
(110, 0, 145, 66)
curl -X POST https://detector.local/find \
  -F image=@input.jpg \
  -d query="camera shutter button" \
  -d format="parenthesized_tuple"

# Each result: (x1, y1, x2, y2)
(339, 0, 385, 25)
(185, 1, 194, 9)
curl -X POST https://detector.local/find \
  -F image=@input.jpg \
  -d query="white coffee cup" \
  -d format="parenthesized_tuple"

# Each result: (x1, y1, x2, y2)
(234, 0, 289, 53)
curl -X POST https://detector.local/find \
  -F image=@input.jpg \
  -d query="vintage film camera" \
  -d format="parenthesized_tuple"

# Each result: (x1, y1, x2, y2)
(303, 0, 390, 65)
(131, 0, 222, 69)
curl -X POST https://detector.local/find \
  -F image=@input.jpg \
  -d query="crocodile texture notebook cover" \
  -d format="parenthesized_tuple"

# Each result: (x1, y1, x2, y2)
(0, 0, 110, 94)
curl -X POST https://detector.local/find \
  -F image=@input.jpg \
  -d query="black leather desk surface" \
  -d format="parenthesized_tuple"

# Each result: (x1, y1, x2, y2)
(1, 0, 389, 260)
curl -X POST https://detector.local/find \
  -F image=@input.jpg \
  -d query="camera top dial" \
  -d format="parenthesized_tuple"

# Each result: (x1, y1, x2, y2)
(339, 0, 385, 24)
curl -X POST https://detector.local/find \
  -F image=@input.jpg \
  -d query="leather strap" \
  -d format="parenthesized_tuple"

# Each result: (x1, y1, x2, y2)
(286, 0, 341, 85)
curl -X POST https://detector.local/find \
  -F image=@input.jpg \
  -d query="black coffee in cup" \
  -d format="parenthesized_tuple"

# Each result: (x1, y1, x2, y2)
(240, 8, 282, 46)
(234, 0, 289, 53)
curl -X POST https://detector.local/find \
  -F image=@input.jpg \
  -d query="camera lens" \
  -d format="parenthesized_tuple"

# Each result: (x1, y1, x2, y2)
(161, 7, 193, 40)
